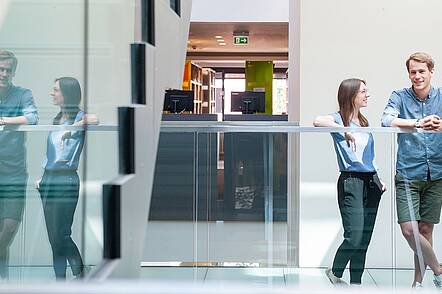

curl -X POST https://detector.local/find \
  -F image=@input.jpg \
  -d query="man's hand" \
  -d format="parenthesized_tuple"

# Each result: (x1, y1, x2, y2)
(420, 115, 441, 130)
(345, 132, 356, 152)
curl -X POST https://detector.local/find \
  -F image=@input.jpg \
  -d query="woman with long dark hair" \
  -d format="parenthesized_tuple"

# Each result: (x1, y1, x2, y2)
(313, 78, 386, 285)
(38, 77, 95, 280)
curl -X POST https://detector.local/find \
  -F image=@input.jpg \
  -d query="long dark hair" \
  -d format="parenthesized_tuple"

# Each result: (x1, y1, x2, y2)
(337, 78, 368, 127)
(53, 77, 81, 125)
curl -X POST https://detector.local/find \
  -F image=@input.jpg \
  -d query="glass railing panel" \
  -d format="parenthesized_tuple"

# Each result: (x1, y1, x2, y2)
(366, 132, 396, 287)
(0, 0, 88, 282)
(147, 122, 442, 289)
(207, 131, 287, 267)
(149, 123, 441, 289)
(144, 130, 207, 280)
(0, 125, 118, 282)
(146, 126, 288, 270)
(296, 131, 396, 286)
(0, 0, 129, 281)
(81, 127, 119, 275)
(386, 130, 442, 288)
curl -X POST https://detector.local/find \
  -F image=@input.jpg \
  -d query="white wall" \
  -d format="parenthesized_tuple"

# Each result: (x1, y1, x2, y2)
(140, 0, 193, 265)
(291, 0, 442, 268)
(191, 0, 288, 22)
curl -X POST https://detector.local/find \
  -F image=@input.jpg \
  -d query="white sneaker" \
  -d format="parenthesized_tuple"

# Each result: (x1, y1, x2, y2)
(413, 282, 423, 290)
(434, 274, 442, 288)
(325, 268, 348, 286)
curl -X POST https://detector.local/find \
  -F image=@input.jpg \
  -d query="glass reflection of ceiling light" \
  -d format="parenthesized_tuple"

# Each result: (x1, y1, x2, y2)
(215, 36, 223, 39)
(219, 43, 227, 46)
(216, 39, 225, 42)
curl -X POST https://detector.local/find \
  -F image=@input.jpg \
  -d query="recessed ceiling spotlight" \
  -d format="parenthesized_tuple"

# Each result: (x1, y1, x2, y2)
(219, 42, 227, 46)
(215, 35, 223, 39)
(216, 39, 225, 42)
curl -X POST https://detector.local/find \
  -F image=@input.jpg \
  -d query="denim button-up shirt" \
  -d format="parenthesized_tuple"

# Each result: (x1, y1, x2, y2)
(381, 87, 442, 180)
(0, 85, 38, 175)
(43, 111, 85, 171)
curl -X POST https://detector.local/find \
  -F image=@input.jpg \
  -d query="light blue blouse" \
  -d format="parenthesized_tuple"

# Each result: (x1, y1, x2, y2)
(330, 112, 377, 172)
(43, 111, 85, 171)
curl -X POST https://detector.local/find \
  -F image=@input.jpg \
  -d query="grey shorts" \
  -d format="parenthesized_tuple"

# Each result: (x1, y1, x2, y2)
(395, 173, 442, 224)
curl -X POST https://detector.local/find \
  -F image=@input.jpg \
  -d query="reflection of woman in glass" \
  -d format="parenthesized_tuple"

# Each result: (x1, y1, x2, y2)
(38, 77, 94, 280)
(313, 78, 386, 286)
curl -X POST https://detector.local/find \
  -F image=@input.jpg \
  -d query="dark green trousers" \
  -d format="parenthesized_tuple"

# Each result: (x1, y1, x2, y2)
(332, 172, 382, 284)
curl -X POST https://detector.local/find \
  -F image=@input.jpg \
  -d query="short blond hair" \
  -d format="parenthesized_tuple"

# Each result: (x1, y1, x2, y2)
(0, 49, 17, 72)
(406, 52, 434, 72)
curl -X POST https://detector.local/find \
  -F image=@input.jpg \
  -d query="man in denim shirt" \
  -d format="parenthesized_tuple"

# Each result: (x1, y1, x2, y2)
(0, 50, 38, 279)
(382, 52, 442, 288)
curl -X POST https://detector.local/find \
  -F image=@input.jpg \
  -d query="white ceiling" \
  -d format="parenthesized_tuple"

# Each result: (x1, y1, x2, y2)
(187, 22, 288, 53)
(186, 22, 288, 68)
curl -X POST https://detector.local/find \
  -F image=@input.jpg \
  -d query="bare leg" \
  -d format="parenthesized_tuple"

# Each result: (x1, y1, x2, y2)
(413, 222, 433, 285)
(400, 221, 442, 286)
(0, 218, 20, 279)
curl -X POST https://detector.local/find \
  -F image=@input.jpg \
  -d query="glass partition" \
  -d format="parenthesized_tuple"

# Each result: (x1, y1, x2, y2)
(0, 0, 125, 282)
(296, 131, 396, 286)
(146, 122, 441, 288)
(146, 128, 287, 266)
(0, 0, 87, 282)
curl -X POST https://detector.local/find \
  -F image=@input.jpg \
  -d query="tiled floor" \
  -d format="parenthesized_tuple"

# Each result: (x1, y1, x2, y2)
(4, 266, 440, 290)
(139, 267, 439, 289)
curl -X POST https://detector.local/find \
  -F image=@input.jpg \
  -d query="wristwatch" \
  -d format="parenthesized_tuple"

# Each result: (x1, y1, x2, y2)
(414, 119, 421, 128)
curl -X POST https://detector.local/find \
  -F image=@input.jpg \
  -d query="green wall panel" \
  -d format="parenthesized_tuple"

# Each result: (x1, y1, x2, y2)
(245, 61, 273, 114)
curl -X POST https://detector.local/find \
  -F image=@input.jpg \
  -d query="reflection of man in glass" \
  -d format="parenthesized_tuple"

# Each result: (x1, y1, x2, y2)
(0, 50, 38, 279)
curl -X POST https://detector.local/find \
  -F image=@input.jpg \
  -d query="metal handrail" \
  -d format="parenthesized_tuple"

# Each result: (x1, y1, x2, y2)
(160, 121, 425, 133)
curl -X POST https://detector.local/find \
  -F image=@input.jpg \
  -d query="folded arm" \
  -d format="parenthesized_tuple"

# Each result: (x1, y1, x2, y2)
(3, 90, 39, 125)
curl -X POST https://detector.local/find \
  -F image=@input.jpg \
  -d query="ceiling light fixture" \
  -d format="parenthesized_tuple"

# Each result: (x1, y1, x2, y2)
(216, 39, 225, 42)
(215, 35, 223, 39)
(219, 42, 227, 46)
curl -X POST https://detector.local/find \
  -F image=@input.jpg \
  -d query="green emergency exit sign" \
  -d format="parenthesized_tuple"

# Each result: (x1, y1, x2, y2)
(234, 36, 248, 45)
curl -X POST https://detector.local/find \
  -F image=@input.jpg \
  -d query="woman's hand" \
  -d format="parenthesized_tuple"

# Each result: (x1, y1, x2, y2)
(344, 132, 356, 152)
(74, 114, 99, 126)
(35, 178, 42, 190)
(61, 131, 72, 142)
(381, 180, 387, 192)
(79, 113, 99, 125)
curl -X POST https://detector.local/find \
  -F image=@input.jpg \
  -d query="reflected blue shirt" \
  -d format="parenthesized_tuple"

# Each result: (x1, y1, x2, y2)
(43, 111, 85, 171)
(381, 87, 442, 180)
(0, 85, 38, 174)
(329, 112, 377, 172)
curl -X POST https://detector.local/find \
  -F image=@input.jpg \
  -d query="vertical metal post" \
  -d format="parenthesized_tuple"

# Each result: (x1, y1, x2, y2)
(287, 132, 300, 267)
(264, 133, 274, 284)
